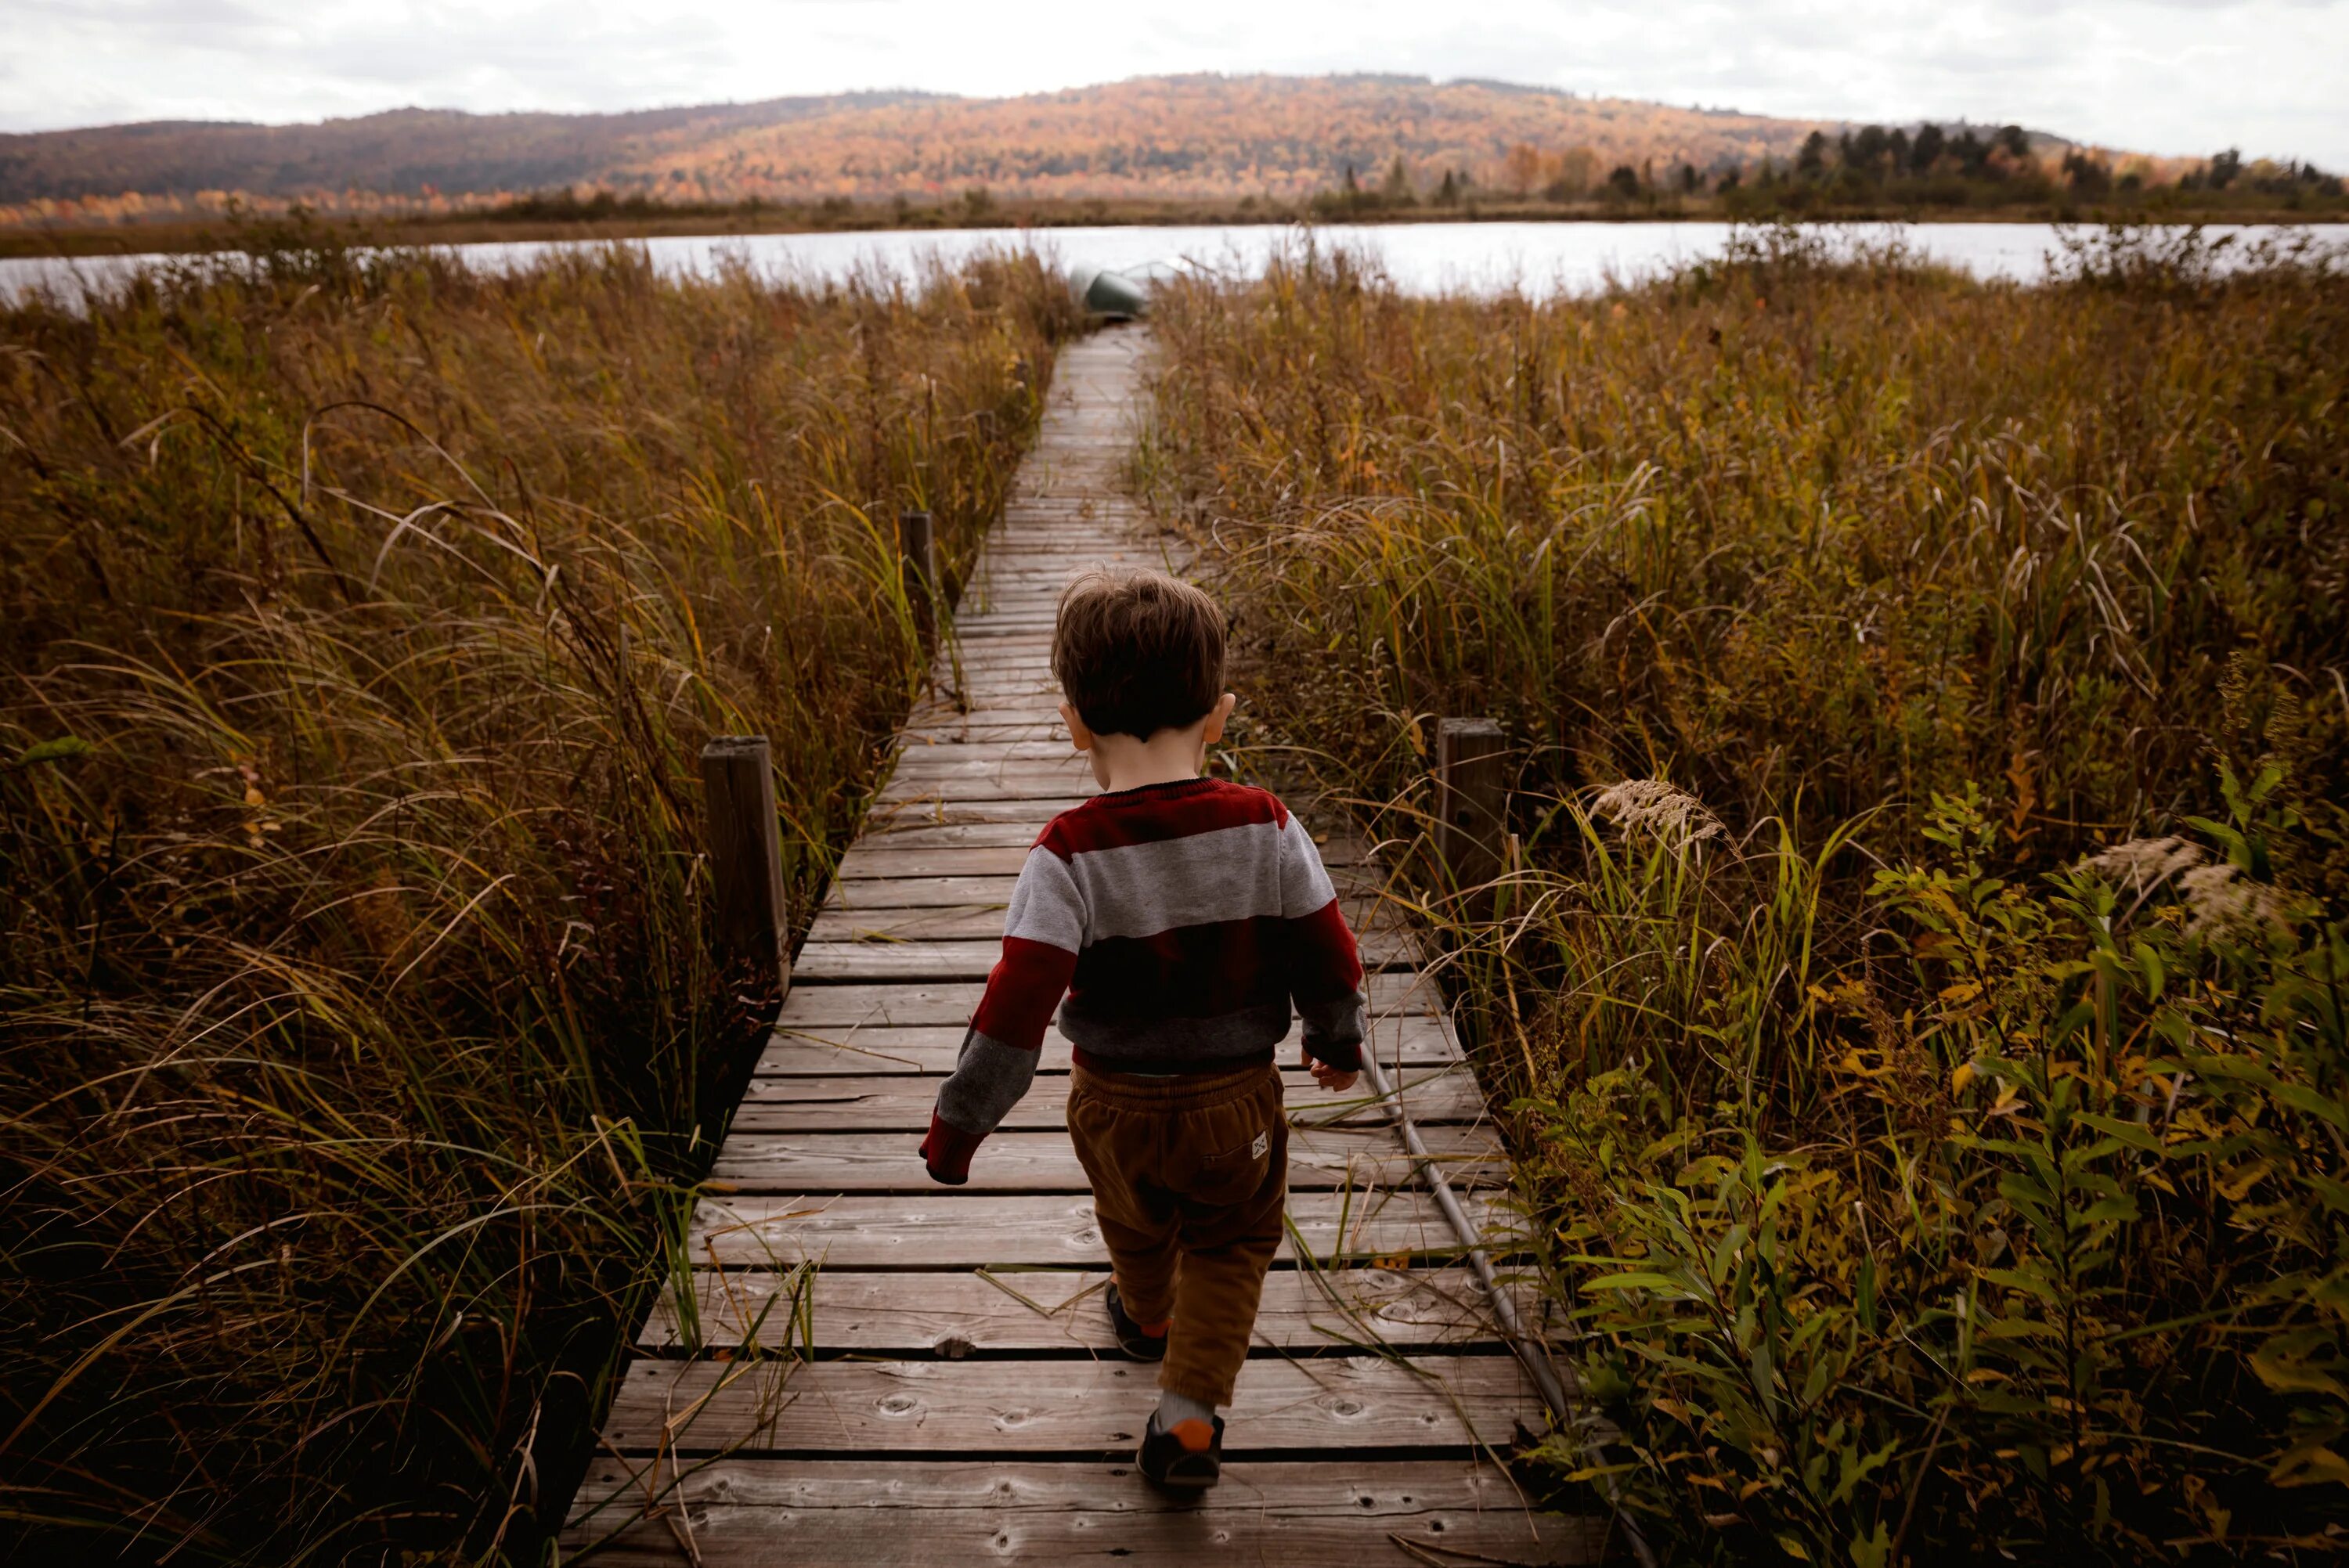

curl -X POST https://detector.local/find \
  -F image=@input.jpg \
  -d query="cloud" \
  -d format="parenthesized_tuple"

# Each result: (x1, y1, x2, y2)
(1, 0, 2344, 165)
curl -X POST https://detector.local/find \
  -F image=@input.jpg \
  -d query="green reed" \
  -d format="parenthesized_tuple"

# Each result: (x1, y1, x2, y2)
(0, 239, 1079, 1561)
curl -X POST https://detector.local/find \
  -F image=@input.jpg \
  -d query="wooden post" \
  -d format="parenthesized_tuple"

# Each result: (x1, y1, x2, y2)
(1434, 718, 1508, 912)
(897, 510, 938, 640)
(700, 736, 789, 998)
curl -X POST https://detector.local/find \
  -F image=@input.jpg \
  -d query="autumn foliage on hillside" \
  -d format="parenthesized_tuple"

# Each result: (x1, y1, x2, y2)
(2, 74, 1850, 226)
(615, 74, 1836, 204)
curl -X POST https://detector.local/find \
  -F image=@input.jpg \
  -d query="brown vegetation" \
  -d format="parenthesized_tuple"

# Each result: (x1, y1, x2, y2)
(0, 236, 1077, 1560)
(1144, 229, 2349, 1562)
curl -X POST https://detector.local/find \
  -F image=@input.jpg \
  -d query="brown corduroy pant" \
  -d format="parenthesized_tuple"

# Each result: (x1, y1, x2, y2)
(1066, 1058, 1288, 1408)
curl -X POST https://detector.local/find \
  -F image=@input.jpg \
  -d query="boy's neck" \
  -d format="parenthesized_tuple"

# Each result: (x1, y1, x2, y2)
(1088, 728, 1208, 795)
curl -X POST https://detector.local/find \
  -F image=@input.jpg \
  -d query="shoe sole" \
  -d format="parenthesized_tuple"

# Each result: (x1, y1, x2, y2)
(1106, 1289, 1167, 1361)
(1145, 1457, 1221, 1491)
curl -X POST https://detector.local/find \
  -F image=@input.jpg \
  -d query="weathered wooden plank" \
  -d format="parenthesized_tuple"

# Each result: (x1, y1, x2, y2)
(824, 873, 1025, 907)
(860, 796, 1092, 827)
(916, 686, 1066, 705)
(756, 1014, 1463, 1075)
(886, 743, 1084, 768)
(596, 1353, 1539, 1457)
(705, 1126, 1503, 1194)
(875, 770, 1089, 802)
(639, 1261, 1529, 1354)
(849, 824, 1045, 852)
(905, 704, 1068, 725)
(684, 1188, 1514, 1268)
(729, 1064, 1488, 1132)
(873, 778, 1099, 806)
(560, 1458, 1606, 1566)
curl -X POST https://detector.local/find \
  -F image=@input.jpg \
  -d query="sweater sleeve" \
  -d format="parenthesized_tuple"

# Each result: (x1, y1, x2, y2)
(1275, 811, 1367, 1072)
(923, 844, 1082, 1184)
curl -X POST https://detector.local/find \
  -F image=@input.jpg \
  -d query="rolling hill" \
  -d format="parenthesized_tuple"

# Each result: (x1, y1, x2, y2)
(0, 74, 2019, 226)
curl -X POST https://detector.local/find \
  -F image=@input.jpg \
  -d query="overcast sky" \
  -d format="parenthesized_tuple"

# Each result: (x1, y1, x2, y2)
(3, 0, 2344, 167)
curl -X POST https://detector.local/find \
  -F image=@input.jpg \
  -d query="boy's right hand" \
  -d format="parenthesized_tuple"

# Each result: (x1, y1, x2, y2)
(1301, 1047, 1359, 1094)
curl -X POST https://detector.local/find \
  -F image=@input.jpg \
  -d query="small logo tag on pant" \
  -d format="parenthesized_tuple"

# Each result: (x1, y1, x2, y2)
(1250, 1130, 1269, 1159)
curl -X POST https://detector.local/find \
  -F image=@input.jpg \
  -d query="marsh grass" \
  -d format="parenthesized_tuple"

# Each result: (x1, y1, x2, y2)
(1155, 231, 2349, 1561)
(0, 238, 1077, 1559)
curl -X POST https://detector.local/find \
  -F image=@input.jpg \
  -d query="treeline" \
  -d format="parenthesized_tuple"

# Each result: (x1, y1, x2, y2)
(1312, 126, 2347, 217)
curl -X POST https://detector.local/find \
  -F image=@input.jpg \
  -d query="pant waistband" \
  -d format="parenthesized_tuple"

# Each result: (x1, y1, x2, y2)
(1069, 1051, 1275, 1111)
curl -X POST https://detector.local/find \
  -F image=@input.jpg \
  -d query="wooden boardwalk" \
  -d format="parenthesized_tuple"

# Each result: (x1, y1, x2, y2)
(563, 326, 1607, 1564)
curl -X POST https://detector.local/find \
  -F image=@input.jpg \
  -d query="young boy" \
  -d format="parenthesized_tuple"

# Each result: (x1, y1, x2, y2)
(918, 568, 1367, 1492)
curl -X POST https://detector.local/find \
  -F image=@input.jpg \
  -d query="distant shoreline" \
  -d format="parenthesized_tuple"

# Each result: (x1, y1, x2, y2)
(4, 194, 2340, 261)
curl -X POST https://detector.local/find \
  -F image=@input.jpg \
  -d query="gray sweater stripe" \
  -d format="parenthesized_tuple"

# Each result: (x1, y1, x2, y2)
(1004, 814, 1342, 948)
(1001, 845, 1086, 950)
(935, 1029, 1038, 1136)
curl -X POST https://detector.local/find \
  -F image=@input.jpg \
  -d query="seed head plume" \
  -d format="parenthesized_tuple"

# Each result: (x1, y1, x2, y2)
(2075, 835, 2289, 939)
(1589, 778, 1724, 849)
(2076, 835, 2206, 892)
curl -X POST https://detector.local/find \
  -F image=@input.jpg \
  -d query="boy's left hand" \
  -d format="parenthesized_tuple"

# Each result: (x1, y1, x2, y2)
(1301, 1047, 1358, 1094)
(919, 1112, 981, 1185)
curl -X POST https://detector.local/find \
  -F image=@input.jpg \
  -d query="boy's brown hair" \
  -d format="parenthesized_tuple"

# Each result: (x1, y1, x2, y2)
(1052, 568, 1226, 739)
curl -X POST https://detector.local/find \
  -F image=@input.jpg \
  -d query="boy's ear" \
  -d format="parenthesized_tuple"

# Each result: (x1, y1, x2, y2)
(1200, 692, 1237, 746)
(1059, 700, 1095, 752)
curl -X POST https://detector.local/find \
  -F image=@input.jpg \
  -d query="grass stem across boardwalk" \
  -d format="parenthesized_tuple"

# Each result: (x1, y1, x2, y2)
(562, 325, 1605, 1564)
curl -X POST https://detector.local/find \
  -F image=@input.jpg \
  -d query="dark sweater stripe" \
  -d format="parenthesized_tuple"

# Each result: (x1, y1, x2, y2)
(1039, 778, 1286, 856)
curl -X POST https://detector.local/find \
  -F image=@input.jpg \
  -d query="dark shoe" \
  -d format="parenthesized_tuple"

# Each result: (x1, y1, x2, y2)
(1106, 1283, 1167, 1362)
(1138, 1409, 1224, 1491)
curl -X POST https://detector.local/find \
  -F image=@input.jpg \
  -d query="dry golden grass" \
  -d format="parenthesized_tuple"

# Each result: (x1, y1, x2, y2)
(0, 238, 1078, 1560)
(1148, 230, 2349, 1563)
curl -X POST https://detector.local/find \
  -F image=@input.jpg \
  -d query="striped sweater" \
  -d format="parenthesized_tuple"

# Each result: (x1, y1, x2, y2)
(921, 777, 1366, 1184)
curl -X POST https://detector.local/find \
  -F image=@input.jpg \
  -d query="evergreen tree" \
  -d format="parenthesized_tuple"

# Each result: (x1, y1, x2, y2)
(1851, 124, 1890, 174)
(1381, 154, 1416, 205)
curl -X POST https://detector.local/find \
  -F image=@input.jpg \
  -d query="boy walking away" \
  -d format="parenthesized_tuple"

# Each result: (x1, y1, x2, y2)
(918, 568, 1367, 1492)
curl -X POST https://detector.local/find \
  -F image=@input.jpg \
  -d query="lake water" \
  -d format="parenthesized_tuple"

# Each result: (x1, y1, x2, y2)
(4, 221, 2343, 305)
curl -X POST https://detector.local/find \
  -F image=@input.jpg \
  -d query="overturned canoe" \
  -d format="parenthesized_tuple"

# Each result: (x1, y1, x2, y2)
(1075, 267, 1149, 319)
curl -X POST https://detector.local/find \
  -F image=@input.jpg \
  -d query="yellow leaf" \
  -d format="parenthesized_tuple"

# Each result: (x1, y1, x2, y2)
(2218, 1159, 2274, 1202)
(2271, 1441, 2349, 1487)
(1953, 1062, 1978, 1094)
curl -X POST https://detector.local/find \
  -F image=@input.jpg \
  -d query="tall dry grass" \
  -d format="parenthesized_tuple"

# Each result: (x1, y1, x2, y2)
(1146, 230, 2349, 1562)
(0, 236, 1077, 1560)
